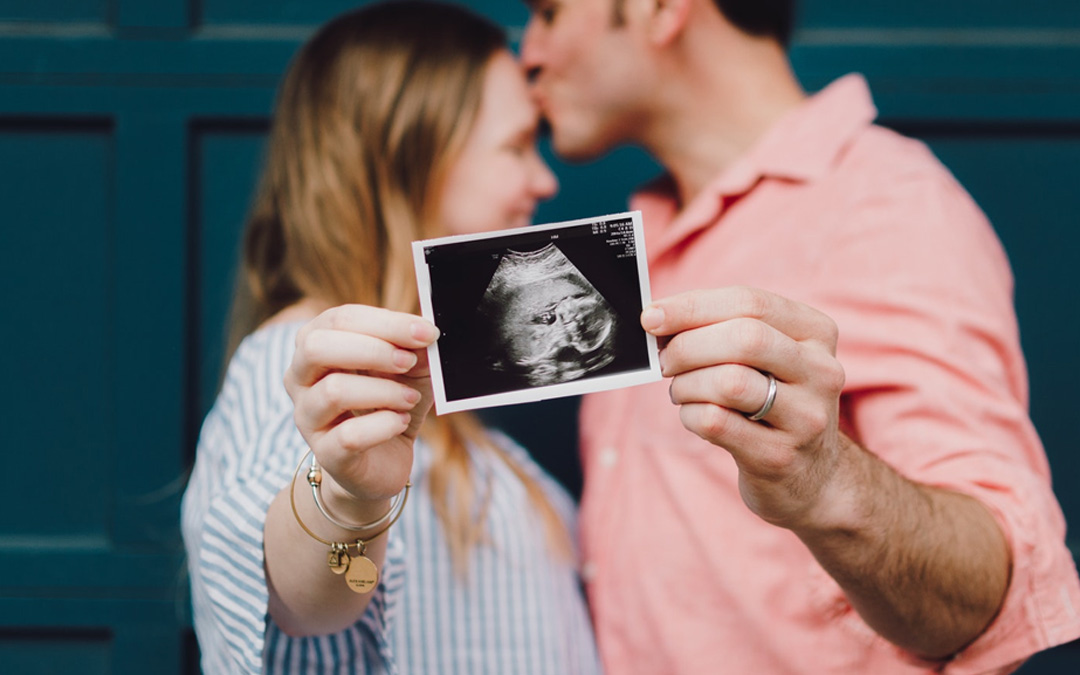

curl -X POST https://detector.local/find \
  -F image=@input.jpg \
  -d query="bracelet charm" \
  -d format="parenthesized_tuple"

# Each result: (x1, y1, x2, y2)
(328, 542, 350, 575)
(290, 449, 410, 594)
(345, 540, 379, 594)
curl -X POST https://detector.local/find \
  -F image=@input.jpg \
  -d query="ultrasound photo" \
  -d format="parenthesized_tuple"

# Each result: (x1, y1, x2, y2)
(480, 243, 617, 386)
(413, 211, 661, 414)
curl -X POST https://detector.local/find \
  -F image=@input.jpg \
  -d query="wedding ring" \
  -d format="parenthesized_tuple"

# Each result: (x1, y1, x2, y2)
(747, 372, 777, 421)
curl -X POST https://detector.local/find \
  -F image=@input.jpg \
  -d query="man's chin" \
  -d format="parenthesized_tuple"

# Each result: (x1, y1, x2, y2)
(550, 132, 612, 164)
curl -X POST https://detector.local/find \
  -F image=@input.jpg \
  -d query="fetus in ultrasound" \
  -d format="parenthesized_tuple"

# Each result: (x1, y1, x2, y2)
(479, 244, 618, 387)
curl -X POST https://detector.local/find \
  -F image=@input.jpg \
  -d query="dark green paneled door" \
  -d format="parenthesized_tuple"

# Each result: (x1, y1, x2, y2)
(1, 1, 1077, 673)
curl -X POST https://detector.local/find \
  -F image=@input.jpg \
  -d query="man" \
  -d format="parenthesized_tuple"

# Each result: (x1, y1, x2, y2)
(521, 0, 1080, 672)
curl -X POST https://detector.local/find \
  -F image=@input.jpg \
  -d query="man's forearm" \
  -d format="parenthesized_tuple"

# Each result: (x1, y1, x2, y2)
(794, 436, 1012, 659)
(645, 289, 1014, 658)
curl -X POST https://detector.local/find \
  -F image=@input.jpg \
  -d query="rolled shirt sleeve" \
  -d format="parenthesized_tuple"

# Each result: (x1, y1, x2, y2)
(181, 324, 405, 675)
(813, 166, 1080, 671)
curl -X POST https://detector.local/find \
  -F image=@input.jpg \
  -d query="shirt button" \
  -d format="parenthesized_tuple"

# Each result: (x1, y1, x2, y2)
(581, 561, 597, 582)
(598, 446, 618, 468)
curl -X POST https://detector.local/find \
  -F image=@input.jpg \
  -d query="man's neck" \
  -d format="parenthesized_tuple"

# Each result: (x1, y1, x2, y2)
(641, 37, 806, 209)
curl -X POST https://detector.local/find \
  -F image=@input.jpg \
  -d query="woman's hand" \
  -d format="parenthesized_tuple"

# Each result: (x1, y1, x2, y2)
(284, 304, 440, 520)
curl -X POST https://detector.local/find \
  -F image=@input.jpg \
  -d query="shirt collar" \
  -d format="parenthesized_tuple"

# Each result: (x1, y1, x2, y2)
(634, 73, 879, 257)
(749, 73, 878, 184)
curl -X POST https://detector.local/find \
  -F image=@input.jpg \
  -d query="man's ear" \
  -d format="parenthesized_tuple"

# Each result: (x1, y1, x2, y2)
(648, 0, 692, 46)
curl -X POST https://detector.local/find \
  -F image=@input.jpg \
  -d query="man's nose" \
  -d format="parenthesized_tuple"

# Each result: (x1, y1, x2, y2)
(519, 21, 543, 80)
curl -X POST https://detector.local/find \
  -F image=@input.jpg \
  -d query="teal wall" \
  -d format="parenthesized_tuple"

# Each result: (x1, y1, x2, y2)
(0, 1, 1077, 672)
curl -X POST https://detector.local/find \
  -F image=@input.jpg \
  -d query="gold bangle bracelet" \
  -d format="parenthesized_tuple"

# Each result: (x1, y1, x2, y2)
(289, 449, 410, 594)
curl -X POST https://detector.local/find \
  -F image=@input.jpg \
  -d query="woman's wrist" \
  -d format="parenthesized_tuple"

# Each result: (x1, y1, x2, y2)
(318, 471, 395, 526)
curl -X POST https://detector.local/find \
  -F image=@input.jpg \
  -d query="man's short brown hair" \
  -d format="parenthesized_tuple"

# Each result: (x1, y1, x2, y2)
(714, 0, 794, 47)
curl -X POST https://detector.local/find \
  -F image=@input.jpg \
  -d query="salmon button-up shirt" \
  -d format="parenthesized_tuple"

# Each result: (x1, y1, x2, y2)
(579, 74, 1080, 675)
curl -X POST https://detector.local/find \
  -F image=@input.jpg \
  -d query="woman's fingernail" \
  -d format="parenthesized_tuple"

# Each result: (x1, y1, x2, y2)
(398, 412, 412, 427)
(641, 306, 664, 332)
(403, 387, 421, 405)
(393, 349, 418, 370)
(411, 321, 439, 342)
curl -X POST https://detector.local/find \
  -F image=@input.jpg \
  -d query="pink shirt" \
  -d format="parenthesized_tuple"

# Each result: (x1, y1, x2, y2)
(579, 74, 1080, 674)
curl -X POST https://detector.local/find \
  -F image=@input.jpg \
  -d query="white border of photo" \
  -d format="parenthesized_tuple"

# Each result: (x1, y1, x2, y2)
(412, 210, 661, 414)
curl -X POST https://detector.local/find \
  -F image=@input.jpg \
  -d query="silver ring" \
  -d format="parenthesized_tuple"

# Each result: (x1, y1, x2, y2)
(747, 372, 777, 421)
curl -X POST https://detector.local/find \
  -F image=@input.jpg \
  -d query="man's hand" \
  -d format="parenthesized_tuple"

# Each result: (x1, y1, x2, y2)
(643, 286, 1010, 659)
(642, 286, 848, 530)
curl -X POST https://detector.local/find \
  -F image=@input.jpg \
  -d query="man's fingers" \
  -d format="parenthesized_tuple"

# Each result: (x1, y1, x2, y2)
(669, 364, 781, 418)
(670, 365, 836, 439)
(643, 286, 839, 350)
(678, 402, 770, 453)
(677, 403, 803, 482)
(659, 317, 806, 383)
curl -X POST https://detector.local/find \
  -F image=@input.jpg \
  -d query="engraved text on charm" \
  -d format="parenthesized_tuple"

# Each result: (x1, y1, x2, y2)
(345, 555, 379, 594)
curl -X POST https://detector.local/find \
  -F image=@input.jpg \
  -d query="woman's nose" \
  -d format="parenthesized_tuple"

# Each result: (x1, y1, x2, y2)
(531, 153, 559, 200)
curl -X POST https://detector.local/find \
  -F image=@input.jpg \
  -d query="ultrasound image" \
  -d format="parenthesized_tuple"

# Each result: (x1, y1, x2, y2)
(478, 243, 619, 387)
(421, 214, 655, 408)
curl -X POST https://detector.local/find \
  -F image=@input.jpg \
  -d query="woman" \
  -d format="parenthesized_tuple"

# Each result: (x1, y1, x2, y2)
(181, 2, 600, 673)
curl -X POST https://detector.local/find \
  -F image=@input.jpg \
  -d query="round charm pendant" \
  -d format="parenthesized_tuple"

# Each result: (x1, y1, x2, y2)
(344, 555, 379, 594)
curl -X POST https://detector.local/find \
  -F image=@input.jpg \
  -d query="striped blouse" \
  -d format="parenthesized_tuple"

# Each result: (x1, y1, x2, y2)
(181, 322, 602, 675)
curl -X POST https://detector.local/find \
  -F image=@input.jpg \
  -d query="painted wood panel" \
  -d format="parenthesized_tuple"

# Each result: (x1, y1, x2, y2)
(0, 120, 114, 542)
(0, 1, 1077, 673)
(0, 0, 109, 23)
(0, 629, 111, 675)
(800, 0, 1080, 28)
(189, 121, 267, 425)
(197, 0, 528, 28)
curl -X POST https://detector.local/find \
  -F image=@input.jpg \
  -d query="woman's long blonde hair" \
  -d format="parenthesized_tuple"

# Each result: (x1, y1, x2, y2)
(228, 0, 569, 573)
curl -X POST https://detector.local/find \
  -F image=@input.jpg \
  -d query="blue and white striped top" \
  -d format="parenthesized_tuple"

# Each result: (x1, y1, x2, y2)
(181, 322, 602, 675)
